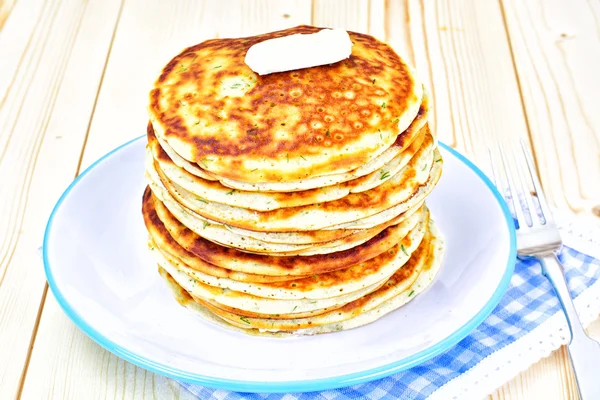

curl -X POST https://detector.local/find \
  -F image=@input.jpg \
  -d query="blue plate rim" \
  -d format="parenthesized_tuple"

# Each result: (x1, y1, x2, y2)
(43, 136, 517, 393)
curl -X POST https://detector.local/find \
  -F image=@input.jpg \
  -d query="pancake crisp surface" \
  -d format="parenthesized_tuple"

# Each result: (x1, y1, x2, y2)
(142, 25, 444, 337)
(142, 187, 425, 276)
(157, 218, 445, 336)
(149, 25, 422, 183)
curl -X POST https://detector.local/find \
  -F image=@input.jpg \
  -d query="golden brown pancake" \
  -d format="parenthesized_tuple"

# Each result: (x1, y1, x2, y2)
(142, 187, 426, 276)
(156, 218, 444, 336)
(146, 87, 429, 194)
(157, 252, 389, 315)
(147, 125, 352, 211)
(147, 122, 429, 211)
(143, 195, 303, 282)
(149, 26, 422, 183)
(149, 133, 434, 232)
(145, 26, 444, 337)
(195, 297, 343, 320)
(201, 230, 431, 330)
(152, 210, 427, 301)
(147, 168, 426, 255)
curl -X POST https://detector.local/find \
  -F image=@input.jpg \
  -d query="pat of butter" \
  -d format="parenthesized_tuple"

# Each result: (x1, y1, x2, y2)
(245, 29, 353, 75)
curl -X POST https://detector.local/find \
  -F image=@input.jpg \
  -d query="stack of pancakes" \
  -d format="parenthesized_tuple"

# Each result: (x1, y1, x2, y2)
(142, 26, 444, 336)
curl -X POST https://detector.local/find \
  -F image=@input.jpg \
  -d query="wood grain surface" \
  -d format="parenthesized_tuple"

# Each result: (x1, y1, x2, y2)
(501, 0, 600, 216)
(0, 1, 598, 399)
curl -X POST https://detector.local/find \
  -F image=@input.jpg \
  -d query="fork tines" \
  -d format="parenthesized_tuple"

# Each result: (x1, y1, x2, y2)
(489, 140, 553, 229)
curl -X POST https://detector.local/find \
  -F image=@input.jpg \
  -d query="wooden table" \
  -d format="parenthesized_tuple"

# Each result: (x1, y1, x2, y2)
(1, 0, 599, 398)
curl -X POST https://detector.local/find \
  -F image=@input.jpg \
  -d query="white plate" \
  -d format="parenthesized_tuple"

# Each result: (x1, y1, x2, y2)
(43, 137, 516, 393)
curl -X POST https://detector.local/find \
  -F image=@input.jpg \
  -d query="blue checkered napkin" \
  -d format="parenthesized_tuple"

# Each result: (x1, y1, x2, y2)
(178, 246, 600, 400)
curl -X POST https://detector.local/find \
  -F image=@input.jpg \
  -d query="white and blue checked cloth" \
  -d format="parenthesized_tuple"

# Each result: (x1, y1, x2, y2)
(178, 213, 600, 400)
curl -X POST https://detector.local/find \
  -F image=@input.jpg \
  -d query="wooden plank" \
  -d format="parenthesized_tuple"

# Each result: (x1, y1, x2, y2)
(499, 0, 600, 216)
(0, 0, 48, 146)
(21, 1, 312, 399)
(386, 0, 531, 162)
(491, 319, 600, 400)
(0, 0, 123, 398)
(0, 0, 17, 30)
(312, 0, 370, 33)
(490, 346, 579, 400)
(311, 0, 387, 41)
(217, 0, 311, 38)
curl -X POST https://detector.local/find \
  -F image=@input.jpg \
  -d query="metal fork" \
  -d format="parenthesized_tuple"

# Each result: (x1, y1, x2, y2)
(491, 140, 600, 400)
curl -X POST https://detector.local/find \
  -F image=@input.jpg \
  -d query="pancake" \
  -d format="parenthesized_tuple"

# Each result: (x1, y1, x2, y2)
(148, 123, 429, 210)
(154, 131, 218, 181)
(211, 88, 431, 192)
(158, 266, 293, 338)
(347, 124, 431, 193)
(149, 208, 427, 301)
(149, 25, 423, 183)
(158, 254, 388, 315)
(147, 132, 435, 232)
(158, 218, 444, 336)
(144, 26, 445, 337)
(156, 88, 431, 193)
(222, 201, 423, 245)
(196, 297, 343, 320)
(325, 152, 442, 230)
(146, 238, 305, 284)
(288, 219, 443, 335)
(142, 187, 425, 276)
(148, 125, 350, 211)
(202, 227, 431, 330)
(148, 169, 426, 255)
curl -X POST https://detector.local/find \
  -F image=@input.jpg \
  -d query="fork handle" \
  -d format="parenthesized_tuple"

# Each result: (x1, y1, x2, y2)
(539, 253, 600, 400)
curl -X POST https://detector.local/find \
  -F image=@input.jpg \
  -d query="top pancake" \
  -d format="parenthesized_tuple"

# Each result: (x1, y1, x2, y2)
(149, 25, 422, 183)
